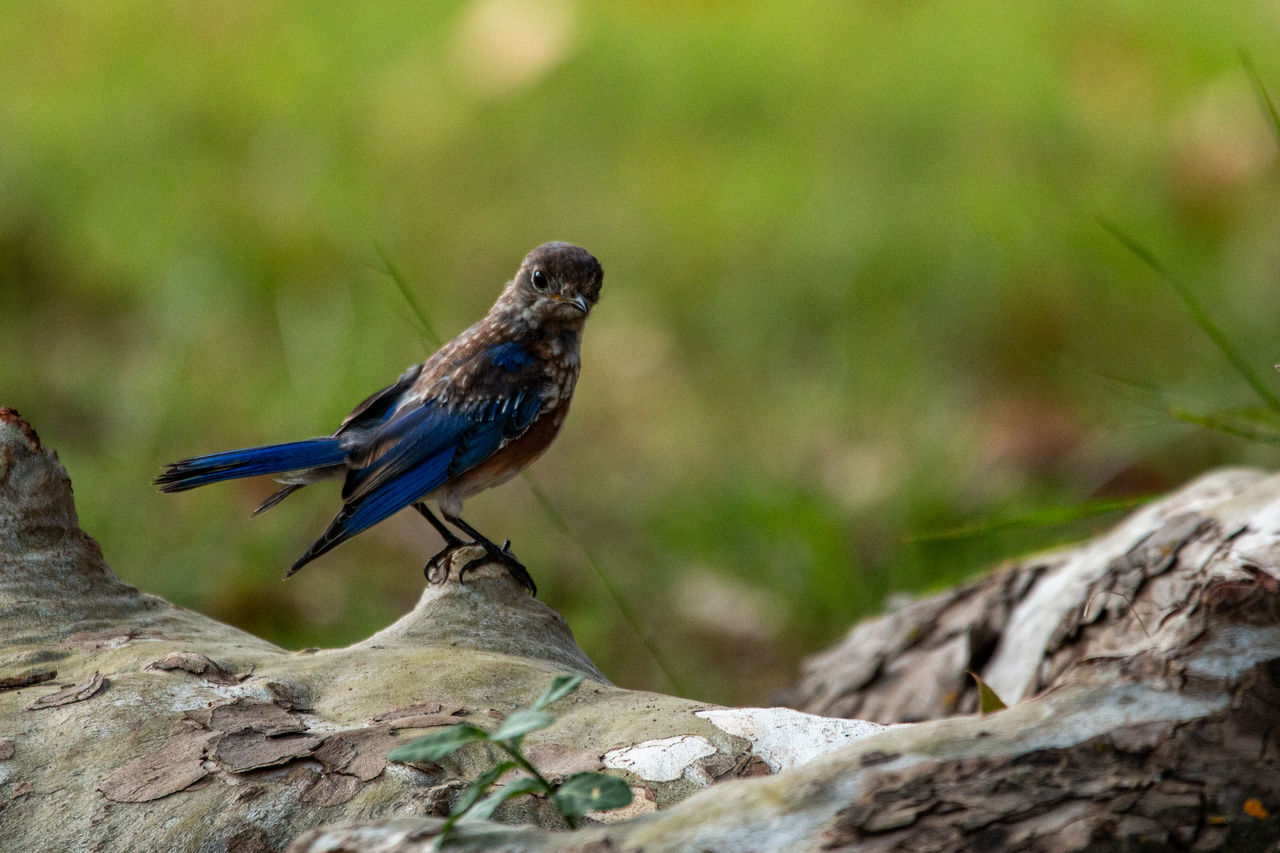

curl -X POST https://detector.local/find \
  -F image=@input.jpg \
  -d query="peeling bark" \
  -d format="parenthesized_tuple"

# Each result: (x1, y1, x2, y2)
(148, 651, 247, 684)
(99, 720, 219, 804)
(23, 669, 106, 709)
(780, 468, 1270, 722)
(0, 409, 864, 851)
(3, 406, 1279, 852)
(291, 467, 1280, 853)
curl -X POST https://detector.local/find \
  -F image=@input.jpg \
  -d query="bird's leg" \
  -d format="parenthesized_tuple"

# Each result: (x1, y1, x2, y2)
(414, 503, 467, 583)
(442, 513, 537, 597)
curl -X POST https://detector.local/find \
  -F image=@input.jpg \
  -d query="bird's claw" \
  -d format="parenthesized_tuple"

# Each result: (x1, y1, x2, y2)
(458, 546, 537, 597)
(425, 564, 449, 585)
(423, 541, 479, 584)
(425, 541, 536, 596)
(423, 547, 455, 585)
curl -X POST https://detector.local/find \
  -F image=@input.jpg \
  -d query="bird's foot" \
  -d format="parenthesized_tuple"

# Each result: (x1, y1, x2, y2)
(424, 540, 536, 596)
(423, 544, 461, 585)
(458, 539, 537, 597)
(417, 502, 470, 585)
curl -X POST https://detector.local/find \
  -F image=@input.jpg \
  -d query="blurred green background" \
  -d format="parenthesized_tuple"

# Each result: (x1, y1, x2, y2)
(2, 1, 1278, 705)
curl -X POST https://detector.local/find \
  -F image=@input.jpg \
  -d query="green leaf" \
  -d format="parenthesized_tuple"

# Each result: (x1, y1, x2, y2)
(531, 674, 585, 711)
(462, 776, 548, 823)
(451, 761, 517, 816)
(387, 723, 489, 764)
(551, 772, 633, 819)
(489, 709, 554, 744)
(968, 671, 1008, 714)
(432, 761, 522, 848)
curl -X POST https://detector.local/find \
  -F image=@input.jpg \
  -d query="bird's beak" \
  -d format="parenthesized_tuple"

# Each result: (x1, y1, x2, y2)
(553, 293, 590, 314)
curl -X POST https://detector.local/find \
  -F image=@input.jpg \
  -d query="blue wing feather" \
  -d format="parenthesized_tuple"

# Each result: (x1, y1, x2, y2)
(341, 403, 476, 501)
(486, 341, 534, 371)
(291, 365, 546, 573)
(508, 392, 542, 437)
(446, 419, 508, 478)
(290, 448, 456, 572)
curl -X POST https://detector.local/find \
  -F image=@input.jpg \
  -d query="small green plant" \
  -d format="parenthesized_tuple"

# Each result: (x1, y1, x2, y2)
(387, 674, 632, 846)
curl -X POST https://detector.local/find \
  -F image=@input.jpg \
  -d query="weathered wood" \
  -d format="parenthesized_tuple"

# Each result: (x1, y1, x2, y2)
(0, 409, 880, 852)
(3, 407, 1279, 851)
(779, 467, 1269, 722)
(290, 466, 1280, 852)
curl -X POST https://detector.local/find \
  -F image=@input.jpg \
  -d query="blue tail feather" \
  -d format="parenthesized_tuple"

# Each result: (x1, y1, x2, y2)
(155, 438, 347, 492)
(287, 448, 454, 575)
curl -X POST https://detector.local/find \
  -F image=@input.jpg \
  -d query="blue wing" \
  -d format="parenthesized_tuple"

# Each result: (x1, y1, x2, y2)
(288, 343, 544, 574)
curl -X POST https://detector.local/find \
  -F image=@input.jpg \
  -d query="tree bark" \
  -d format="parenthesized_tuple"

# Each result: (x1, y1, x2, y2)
(2, 408, 1278, 852)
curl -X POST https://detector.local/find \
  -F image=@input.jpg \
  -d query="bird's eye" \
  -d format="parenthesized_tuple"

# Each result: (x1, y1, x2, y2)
(531, 269, 549, 292)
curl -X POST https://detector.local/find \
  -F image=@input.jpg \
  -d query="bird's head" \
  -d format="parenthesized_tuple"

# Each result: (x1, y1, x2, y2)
(497, 242, 603, 330)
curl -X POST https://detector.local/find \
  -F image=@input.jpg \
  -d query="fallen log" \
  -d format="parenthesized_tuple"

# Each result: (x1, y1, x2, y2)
(1, 408, 1277, 852)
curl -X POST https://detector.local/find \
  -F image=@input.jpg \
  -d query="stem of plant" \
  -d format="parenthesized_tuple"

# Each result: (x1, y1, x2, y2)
(497, 741, 578, 829)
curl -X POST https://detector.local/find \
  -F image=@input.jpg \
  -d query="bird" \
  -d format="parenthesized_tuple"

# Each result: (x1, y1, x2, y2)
(155, 242, 604, 597)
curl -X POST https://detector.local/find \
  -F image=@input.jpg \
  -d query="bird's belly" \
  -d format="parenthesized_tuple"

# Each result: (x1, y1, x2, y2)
(442, 400, 571, 503)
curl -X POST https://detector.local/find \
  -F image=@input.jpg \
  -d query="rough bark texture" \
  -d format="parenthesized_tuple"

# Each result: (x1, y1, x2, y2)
(2, 407, 1279, 852)
(0, 409, 878, 851)
(777, 467, 1273, 722)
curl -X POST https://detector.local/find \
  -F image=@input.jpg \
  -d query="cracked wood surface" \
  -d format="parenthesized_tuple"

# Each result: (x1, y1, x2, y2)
(3, 406, 1280, 852)
(780, 467, 1268, 722)
(0, 409, 860, 852)
(290, 471, 1280, 850)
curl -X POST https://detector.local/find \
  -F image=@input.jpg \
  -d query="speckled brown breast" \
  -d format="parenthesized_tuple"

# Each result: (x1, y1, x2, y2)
(442, 395, 573, 501)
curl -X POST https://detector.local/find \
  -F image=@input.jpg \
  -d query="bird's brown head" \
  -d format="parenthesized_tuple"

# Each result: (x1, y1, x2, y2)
(496, 242, 603, 329)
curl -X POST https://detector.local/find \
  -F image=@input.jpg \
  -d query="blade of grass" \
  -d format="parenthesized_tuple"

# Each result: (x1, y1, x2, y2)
(1084, 364, 1280, 443)
(905, 494, 1154, 544)
(373, 243, 443, 348)
(1165, 407, 1280, 443)
(523, 474, 690, 697)
(1097, 218, 1280, 416)
(1240, 50, 1280, 147)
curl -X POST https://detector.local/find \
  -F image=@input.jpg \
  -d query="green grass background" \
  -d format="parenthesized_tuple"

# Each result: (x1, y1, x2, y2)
(2, 1, 1278, 704)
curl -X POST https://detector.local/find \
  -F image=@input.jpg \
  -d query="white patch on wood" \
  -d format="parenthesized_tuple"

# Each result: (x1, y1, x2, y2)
(697, 707, 888, 772)
(602, 735, 717, 782)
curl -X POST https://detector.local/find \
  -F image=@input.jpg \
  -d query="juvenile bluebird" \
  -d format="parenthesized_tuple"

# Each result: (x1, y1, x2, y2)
(155, 242, 604, 596)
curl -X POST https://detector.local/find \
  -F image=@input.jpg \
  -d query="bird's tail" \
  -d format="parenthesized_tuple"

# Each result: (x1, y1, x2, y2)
(154, 438, 348, 493)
